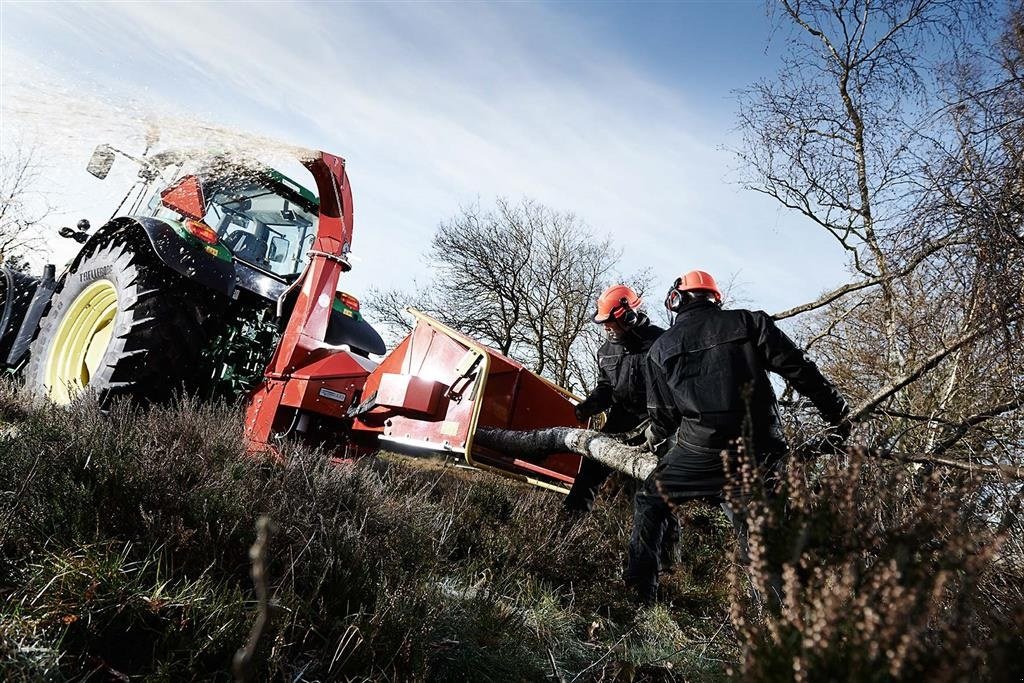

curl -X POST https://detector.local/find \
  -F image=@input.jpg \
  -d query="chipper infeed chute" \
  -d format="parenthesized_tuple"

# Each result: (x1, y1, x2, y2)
(350, 310, 587, 492)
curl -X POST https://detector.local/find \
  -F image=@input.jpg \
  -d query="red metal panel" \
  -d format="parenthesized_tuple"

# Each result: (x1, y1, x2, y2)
(279, 351, 372, 416)
(352, 311, 585, 490)
(357, 321, 478, 453)
(376, 373, 445, 416)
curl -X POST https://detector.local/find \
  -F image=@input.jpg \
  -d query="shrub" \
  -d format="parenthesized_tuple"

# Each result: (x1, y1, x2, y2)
(0, 382, 732, 680)
(726, 446, 1024, 682)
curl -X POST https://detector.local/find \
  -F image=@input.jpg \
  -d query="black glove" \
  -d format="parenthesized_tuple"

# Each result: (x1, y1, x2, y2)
(574, 404, 590, 423)
(822, 419, 852, 456)
(621, 420, 650, 447)
(644, 425, 671, 458)
(836, 418, 852, 442)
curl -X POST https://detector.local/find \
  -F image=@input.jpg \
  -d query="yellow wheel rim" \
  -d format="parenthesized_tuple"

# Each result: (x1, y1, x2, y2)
(44, 279, 118, 404)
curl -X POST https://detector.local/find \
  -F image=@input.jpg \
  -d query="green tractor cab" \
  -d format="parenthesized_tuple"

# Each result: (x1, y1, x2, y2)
(0, 144, 385, 405)
(149, 160, 320, 278)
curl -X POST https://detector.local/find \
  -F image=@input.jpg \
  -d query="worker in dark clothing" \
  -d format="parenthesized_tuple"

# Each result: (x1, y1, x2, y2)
(624, 270, 851, 605)
(565, 284, 665, 513)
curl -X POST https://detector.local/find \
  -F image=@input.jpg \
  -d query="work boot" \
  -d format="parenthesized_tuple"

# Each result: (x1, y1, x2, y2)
(659, 539, 682, 574)
(624, 575, 657, 608)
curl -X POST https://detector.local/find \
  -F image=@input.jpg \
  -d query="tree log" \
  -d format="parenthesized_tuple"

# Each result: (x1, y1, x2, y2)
(473, 427, 1024, 482)
(474, 427, 657, 479)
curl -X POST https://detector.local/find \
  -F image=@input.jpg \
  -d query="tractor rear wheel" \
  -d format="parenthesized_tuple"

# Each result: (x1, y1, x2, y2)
(25, 230, 218, 405)
(0, 266, 40, 364)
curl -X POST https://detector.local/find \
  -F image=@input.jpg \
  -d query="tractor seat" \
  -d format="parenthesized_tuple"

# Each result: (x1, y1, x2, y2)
(224, 231, 269, 267)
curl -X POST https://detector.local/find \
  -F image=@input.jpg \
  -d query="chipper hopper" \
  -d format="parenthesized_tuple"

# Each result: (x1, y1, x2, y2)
(348, 311, 587, 491)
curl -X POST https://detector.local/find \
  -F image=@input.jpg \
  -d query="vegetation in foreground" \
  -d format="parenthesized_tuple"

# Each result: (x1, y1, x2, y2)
(1, 382, 1021, 681)
(0, 384, 736, 681)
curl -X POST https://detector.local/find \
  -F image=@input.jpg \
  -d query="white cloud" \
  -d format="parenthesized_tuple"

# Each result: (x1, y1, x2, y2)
(1, 1, 847, 314)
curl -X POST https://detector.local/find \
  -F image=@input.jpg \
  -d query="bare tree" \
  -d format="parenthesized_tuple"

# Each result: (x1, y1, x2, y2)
(735, 0, 1024, 477)
(722, 10, 1024, 666)
(738, 0, 990, 369)
(365, 197, 639, 394)
(0, 142, 51, 265)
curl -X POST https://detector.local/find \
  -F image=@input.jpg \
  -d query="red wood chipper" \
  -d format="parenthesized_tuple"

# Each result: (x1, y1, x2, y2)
(243, 151, 587, 492)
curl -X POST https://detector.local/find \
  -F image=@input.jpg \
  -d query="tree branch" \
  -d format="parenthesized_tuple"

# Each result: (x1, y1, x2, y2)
(850, 315, 1021, 421)
(928, 397, 1023, 456)
(773, 235, 963, 319)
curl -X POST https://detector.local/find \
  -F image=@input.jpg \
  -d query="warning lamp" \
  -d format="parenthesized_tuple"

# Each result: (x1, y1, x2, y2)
(185, 219, 219, 245)
(338, 292, 360, 311)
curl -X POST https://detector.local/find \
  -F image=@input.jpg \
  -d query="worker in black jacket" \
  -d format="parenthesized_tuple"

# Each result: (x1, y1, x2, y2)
(624, 270, 851, 604)
(565, 284, 664, 513)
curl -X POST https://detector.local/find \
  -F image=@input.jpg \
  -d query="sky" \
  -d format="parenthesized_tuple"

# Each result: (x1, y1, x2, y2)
(0, 1, 849, 317)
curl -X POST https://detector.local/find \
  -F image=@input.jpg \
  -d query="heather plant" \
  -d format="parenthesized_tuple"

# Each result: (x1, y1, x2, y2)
(2, 382, 1023, 681)
(725, 443, 1024, 682)
(0, 381, 734, 680)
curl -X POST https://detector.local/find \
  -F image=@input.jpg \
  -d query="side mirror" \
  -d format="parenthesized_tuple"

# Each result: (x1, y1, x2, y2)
(268, 236, 289, 263)
(87, 144, 116, 179)
(160, 175, 206, 220)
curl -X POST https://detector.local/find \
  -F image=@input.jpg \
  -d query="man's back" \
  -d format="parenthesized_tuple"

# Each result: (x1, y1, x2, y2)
(625, 272, 850, 605)
(646, 300, 847, 458)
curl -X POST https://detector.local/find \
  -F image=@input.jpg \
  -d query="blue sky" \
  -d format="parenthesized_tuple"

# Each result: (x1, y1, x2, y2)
(1, 1, 847, 316)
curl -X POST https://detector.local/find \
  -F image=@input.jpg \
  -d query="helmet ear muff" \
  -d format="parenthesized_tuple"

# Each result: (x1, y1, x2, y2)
(664, 278, 684, 313)
(617, 297, 639, 327)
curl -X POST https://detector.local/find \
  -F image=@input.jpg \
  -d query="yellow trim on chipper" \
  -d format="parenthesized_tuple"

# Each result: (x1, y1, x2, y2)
(405, 308, 578, 495)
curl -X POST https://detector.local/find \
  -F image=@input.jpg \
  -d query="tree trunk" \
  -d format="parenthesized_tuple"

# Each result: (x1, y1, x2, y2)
(473, 427, 1024, 481)
(474, 427, 657, 480)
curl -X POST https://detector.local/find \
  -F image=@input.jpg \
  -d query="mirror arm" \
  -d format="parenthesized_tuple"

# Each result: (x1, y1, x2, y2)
(104, 146, 162, 180)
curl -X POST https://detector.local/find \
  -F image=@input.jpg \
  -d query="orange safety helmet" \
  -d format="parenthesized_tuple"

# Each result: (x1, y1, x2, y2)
(665, 270, 722, 312)
(593, 284, 643, 324)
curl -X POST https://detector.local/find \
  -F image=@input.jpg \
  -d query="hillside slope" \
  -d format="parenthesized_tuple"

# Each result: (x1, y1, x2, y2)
(0, 383, 735, 681)
(0, 381, 1020, 681)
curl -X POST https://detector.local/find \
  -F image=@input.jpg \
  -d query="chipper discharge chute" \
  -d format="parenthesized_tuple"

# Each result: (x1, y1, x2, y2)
(347, 310, 588, 492)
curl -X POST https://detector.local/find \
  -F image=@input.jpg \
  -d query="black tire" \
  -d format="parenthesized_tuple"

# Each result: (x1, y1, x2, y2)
(25, 229, 218, 404)
(0, 266, 41, 366)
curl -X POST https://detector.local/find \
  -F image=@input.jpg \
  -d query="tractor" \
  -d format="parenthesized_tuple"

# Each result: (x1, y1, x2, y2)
(0, 144, 385, 406)
(0, 144, 590, 492)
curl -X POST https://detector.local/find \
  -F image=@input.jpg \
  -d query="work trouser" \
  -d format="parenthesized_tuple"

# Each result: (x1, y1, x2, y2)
(563, 457, 613, 512)
(623, 443, 756, 604)
(565, 449, 682, 571)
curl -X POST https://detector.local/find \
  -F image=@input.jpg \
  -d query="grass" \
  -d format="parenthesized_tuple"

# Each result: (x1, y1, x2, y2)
(1, 379, 1020, 680)
(0, 382, 736, 681)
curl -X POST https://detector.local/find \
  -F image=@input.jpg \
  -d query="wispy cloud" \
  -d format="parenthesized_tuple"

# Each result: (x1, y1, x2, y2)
(1, 1, 847, 312)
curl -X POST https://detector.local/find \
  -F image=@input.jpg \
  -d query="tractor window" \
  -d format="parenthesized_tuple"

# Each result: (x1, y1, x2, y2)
(201, 177, 318, 278)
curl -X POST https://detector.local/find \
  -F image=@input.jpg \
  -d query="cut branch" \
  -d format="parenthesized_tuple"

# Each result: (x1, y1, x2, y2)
(474, 427, 1024, 481)
(475, 426, 656, 479)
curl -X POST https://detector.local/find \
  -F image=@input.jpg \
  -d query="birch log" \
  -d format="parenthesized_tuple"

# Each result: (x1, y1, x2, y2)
(473, 427, 1024, 482)
(474, 426, 657, 480)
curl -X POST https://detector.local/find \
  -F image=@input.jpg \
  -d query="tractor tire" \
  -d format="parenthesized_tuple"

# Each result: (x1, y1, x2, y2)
(0, 266, 40, 365)
(25, 230, 218, 405)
